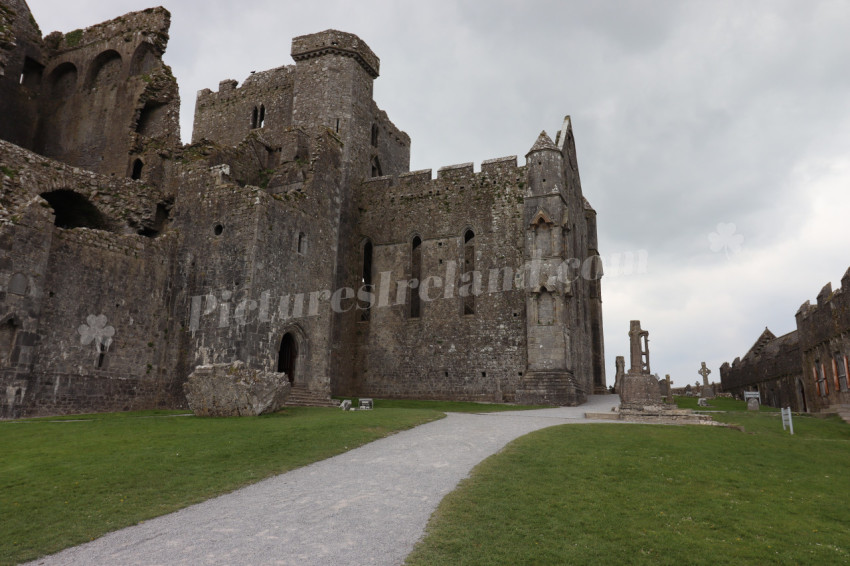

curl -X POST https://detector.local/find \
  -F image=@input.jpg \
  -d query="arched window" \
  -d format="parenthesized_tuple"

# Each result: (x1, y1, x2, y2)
(131, 158, 144, 180)
(462, 229, 475, 315)
(360, 239, 373, 321)
(534, 218, 551, 257)
(410, 236, 421, 318)
(251, 106, 259, 129)
(258, 105, 265, 128)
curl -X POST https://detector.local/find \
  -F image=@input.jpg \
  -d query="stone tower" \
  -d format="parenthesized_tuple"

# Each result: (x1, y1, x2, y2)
(514, 131, 585, 405)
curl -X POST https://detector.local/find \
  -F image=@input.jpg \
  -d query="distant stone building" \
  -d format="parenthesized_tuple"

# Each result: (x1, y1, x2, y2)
(721, 267, 850, 413)
(0, 2, 605, 418)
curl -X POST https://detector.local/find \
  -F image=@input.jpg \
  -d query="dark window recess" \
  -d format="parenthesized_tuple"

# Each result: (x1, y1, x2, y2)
(252, 106, 259, 129)
(40, 190, 109, 230)
(214, 223, 223, 235)
(462, 229, 475, 315)
(20, 57, 44, 90)
(371, 156, 382, 178)
(298, 232, 307, 254)
(371, 123, 379, 147)
(410, 236, 422, 318)
(136, 102, 166, 136)
(131, 158, 144, 180)
(360, 239, 373, 321)
(258, 105, 265, 128)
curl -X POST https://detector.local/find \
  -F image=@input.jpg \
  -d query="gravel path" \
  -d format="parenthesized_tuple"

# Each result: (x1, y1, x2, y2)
(28, 395, 619, 566)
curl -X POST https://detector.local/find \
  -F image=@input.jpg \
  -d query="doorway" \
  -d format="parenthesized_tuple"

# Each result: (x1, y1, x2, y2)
(278, 333, 297, 384)
(797, 378, 808, 413)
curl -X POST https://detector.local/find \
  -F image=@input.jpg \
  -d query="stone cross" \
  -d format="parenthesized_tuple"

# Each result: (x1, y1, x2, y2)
(698, 362, 711, 387)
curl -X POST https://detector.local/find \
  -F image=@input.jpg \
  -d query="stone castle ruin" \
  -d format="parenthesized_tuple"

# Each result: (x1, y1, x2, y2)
(0, 1, 605, 418)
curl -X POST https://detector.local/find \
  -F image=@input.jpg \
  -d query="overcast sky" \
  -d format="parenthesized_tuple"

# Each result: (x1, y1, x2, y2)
(25, 0, 850, 387)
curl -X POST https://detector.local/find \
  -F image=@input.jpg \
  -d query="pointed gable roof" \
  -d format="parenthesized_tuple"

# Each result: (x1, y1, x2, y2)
(526, 131, 559, 156)
(742, 327, 776, 361)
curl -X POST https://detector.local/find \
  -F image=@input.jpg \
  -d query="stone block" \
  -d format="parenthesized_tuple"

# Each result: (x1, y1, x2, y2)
(184, 361, 291, 417)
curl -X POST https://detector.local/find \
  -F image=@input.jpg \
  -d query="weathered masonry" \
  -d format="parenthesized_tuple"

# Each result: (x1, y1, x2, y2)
(0, 1, 605, 418)
(721, 266, 850, 414)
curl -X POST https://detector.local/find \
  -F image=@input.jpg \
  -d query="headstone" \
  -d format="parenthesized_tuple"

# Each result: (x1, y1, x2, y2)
(340, 399, 352, 411)
(747, 398, 759, 411)
(698, 397, 708, 407)
(359, 398, 373, 410)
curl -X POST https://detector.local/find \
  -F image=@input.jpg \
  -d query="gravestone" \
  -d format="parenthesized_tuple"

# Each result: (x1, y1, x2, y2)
(744, 391, 760, 411)
(340, 399, 352, 411)
(359, 398, 373, 410)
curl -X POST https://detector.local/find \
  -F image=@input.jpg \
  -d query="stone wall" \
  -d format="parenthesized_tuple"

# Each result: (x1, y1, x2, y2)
(795, 268, 850, 411)
(345, 157, 527, 400)
(721, 268, 850, 413)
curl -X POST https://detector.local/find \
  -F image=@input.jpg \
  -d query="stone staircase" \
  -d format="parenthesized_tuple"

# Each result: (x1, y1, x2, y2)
(284, 385, 338, 408)
(820, 404, 850, 425)
(514, 371, 585, 406)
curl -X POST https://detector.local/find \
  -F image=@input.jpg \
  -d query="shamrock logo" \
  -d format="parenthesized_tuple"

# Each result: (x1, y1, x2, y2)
(78, 314, 115, 352)
(708, 223, 744, 258)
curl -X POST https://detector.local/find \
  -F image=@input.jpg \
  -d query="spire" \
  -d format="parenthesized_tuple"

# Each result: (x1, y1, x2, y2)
(526, 131, 559, 155)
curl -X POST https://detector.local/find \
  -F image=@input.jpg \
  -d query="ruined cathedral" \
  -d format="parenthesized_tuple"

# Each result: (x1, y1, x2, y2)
(0, 1, 605, 418)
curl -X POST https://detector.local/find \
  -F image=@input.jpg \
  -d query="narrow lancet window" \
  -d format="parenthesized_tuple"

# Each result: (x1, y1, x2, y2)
(410, 236, 422, 318)
(463, 229, 475, 315)
(360, 239, 373, 321)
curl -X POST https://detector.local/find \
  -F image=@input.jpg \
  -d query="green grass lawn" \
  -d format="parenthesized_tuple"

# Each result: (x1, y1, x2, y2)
(406, 413, 850, 565)
(339, 398, 548, 412)
(675, 395, 779, 412)
(0, 406, 442, 566)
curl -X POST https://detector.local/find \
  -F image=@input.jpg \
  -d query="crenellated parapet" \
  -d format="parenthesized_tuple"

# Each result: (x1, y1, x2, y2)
(291, 29, 380, 78)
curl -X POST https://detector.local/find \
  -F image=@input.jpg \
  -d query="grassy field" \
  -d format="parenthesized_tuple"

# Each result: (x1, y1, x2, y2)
(675, 395, 779, 412)
(0, 406, 443, 565)
(406, 409, 850, 565)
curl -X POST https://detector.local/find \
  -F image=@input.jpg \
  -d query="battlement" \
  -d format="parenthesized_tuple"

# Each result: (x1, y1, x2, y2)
(44, 7, 170, 55)
(362, 155, 521, 189)
(291, 29, 379, 78)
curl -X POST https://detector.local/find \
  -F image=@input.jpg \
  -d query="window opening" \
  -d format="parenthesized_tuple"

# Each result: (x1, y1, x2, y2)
(131, 158, 143, 180)
(252, 106, 258, 129)
(360, 239, 373, 321)
(835, 353, 848, 392)
(462, 229, 475, 315)
(298, 232, 307, 255)
(259, 105, 265, 128)
(410, 236, 422, 318)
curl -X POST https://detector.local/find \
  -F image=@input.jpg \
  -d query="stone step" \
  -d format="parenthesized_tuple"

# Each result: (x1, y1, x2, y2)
(284, 386, 338, 408)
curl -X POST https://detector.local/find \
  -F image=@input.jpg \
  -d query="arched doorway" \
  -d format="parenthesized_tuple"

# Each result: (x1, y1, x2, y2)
(278, 333, 297, 384)
(797, 378, 808, 413)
